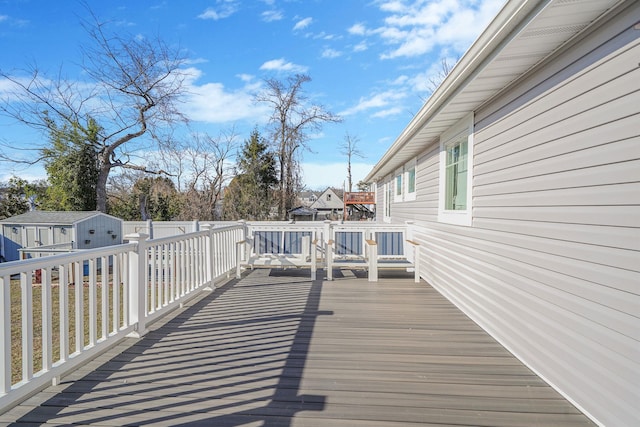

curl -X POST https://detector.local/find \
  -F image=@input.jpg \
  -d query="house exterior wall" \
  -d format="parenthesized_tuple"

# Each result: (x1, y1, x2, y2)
(376, 4, 639, 426)
(310, 188, 344, 220)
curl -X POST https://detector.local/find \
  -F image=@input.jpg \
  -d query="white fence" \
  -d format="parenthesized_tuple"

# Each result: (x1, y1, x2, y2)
(122, 220, 238, 239)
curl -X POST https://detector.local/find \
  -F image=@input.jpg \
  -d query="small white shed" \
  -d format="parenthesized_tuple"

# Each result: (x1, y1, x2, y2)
(0, 211, 123, 262)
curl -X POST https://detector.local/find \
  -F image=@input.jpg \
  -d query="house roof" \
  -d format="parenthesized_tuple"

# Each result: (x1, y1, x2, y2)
(310, 188, 344, 210)
(0, 211, 120, 225)
(298, 191, 319, 198)
(365, 0, 623, 183)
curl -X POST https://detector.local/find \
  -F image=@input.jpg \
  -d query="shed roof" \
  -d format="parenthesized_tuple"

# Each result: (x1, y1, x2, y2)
(288, 206, 318, 216)
(0, 211, 120, 225)
(364, 0, 622, 182)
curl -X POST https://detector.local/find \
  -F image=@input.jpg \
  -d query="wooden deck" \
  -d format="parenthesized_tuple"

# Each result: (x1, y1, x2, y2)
(1, 269, 595, 426)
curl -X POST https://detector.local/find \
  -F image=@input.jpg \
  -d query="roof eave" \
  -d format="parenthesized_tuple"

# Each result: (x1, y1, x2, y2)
(364, 0, 545, 183)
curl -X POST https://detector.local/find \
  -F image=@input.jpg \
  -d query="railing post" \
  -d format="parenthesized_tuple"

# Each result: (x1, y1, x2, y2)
(405, 220, 415, 245)
(324, 220, 334, 280)
(366, 239, 378, 282)
(405, 220, 420, 283)
(201, 224, 215, 291)
(413, 244, 421, 283)
(236, 220, 247, 279)
(0, 274, 10, 394)
(311, 238, 317, 281)
(125, 233, 149, 338)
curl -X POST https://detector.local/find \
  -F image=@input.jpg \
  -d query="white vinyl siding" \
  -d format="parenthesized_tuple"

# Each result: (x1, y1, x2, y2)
(387, 6, 640, 426)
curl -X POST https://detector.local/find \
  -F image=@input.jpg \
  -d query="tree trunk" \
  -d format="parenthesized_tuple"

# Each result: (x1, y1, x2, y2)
(96, 161, 110, 213)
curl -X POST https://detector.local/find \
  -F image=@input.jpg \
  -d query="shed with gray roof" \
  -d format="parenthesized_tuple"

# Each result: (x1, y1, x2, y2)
(0, 211, 123, 262)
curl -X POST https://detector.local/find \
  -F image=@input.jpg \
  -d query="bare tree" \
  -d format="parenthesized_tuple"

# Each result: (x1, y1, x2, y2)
(175, 130, 236, 221)
(256, 74, 341, 219)
(0, 9, 189, 212)
(426, 57, 458, 95)
(340, 131, 365, 193)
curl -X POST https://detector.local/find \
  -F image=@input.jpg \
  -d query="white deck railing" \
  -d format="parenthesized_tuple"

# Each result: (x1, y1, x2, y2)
(0, 223, 243, 412)
(0, 220, 415, 412)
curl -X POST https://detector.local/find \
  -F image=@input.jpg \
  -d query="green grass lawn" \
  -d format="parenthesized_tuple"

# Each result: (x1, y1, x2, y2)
(10, 273, 122, 385)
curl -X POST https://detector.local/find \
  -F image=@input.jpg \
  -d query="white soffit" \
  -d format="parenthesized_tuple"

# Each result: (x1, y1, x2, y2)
(365, 0, 623, 183)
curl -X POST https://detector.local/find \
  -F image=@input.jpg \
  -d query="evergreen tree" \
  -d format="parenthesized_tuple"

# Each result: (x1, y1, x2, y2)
(223, 130, 278, 220)
(0, 177, 31, 219)
(41, 119, 99, 211)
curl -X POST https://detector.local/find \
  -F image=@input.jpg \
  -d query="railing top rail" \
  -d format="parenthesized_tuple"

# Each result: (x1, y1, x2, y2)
(132, 223, 243, 247)
(19, 242, 74, 251)
(18, 248, 75, 254)
(243, 220, 326, 225)
(0, 242, 137, 276)
(331, 222, 407, 230)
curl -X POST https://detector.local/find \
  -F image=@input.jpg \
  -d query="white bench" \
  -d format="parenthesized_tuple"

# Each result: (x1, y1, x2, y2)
(326, 230, 420, 282)
(236, 233, 320, 280)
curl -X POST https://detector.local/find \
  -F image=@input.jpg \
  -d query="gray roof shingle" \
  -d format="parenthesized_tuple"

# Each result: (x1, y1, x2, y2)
(0, 211, 113, 225)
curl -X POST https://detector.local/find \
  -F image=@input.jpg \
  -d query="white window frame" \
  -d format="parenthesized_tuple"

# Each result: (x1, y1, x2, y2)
(438, 112, 474, 226)
(404, 158, 417, 201)
(383, 178, 392, 223)
(394, 168, 403, 202)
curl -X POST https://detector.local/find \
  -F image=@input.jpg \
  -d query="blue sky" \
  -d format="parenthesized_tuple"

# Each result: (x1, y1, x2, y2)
(0, 0, 505, 190)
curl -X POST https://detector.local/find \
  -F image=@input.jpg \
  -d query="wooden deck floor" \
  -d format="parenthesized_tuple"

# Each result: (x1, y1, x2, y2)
(1, 269, 595, 426)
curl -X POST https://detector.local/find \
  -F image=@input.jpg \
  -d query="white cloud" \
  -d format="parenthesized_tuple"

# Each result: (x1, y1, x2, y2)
(340, 90, 407, 116)
(302, 162, 374, 190)
(197, 1, 239, 21)
(375, 0, 505, 59)
(348, 23, 366, 35)
(313, 31, 338, 41)
(379, 1, 406, 13)
(293, 17, 313, 31)
(182, 67, 269, 124)
(236, 73, 254, 82)
(353, 41, 368, 52)
(371, 107, 403, 118)
(259, 58, 308, 73)
(262, 10, 283, 22)
(0, 168, 47, 184)
(0, 76, 54, 102)
(185, 57, 209, 65)
(321, 48, 342, 59)
(405, 54, 459, 93)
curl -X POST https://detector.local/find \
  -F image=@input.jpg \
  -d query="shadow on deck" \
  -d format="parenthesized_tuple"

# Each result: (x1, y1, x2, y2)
(1, 269, 594, 426)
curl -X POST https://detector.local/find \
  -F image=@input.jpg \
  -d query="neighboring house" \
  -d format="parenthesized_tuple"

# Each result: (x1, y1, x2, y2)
(309, 188, 343, 220)
(297, 191, 319, 207)
(0, 211, 123, 262)
(364, 1, 639, 426)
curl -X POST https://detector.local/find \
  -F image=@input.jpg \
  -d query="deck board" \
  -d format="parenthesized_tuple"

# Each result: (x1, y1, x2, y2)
(1, 268, 595, 426)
